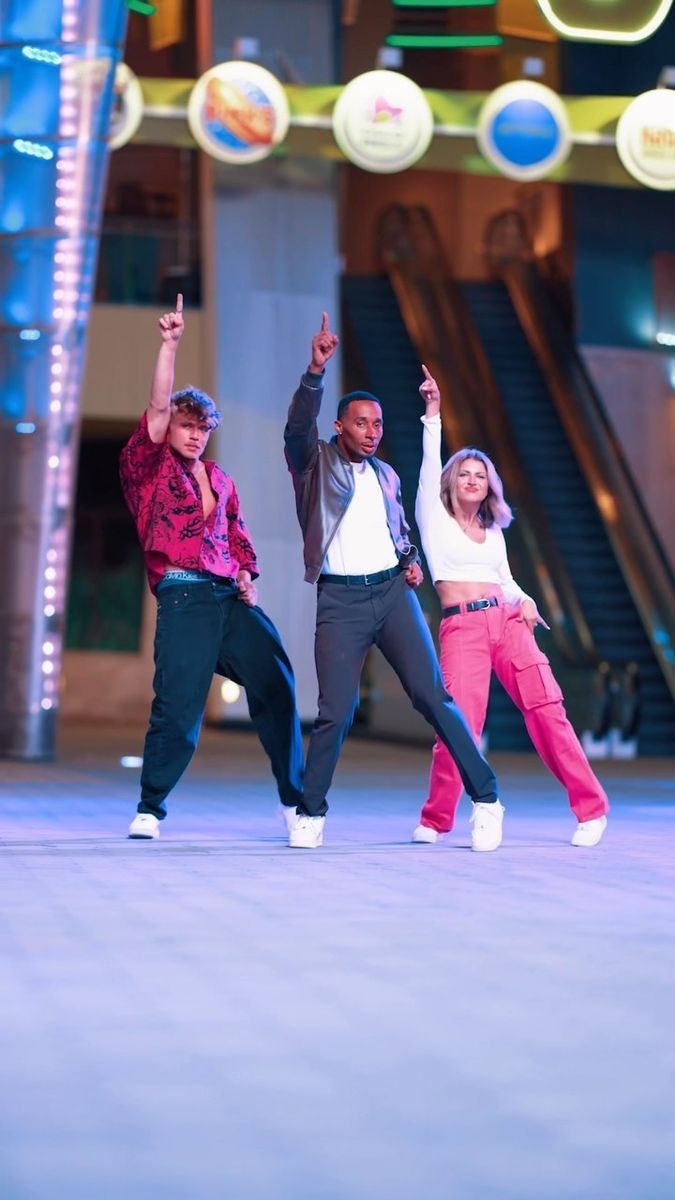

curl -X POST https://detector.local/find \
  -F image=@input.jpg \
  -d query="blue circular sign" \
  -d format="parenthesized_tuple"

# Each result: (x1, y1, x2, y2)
(491, 99, 561, 168)
(477, 82, 572, 181)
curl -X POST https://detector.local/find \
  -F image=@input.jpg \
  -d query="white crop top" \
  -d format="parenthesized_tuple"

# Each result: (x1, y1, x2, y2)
(415, 414, 530, 605)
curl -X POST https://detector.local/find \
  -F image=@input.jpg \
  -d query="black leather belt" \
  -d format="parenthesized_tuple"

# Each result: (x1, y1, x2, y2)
(319, 565, 402, 587)
(442, 596, 500, 617)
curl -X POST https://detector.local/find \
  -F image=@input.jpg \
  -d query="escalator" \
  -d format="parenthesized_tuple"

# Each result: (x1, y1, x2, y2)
(342, 205, 675, 754)
(343, 273, 547, 749)
(461, 281, 674, 754)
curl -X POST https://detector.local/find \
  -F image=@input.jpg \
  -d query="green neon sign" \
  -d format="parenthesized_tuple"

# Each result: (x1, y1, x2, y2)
(124, 1, 157, 14)
(386, 33, 503, 47)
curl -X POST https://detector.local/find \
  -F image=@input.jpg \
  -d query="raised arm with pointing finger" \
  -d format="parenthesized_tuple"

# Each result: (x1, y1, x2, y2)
(117, 300, 304, 842)
(282, 314, 499, 851)
(147, 293, 184, 443)
(284, 310, 339, 477)
(411, 364, 608, 850)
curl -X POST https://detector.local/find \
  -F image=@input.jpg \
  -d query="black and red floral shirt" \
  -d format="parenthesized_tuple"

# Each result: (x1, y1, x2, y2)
(120, 414, 258, 595)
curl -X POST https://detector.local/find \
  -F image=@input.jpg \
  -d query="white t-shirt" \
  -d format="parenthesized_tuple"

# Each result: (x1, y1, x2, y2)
(415, 414, 530, 604)
(323, 459, 398, 575)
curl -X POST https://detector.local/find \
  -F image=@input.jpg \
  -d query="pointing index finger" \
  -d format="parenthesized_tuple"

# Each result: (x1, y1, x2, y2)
(320, 311, 329, 332)
(421, 364, 432, 380)
(176, 293, 184, 314)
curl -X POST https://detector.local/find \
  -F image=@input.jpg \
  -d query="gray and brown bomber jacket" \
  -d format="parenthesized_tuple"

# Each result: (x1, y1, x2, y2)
(283, 372, 419, 584)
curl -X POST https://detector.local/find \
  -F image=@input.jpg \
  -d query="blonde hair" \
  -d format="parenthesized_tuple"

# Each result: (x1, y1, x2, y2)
(440, 448, 513, 529)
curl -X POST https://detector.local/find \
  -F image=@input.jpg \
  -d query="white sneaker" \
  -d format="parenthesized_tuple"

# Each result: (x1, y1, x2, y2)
(470, 800, 504, 852)
(279, 805, 298, 835)
(288, 815, 325, 848)
(412, 824, 440, 844)
(128, 813, 160, 839)
(571, 815, 607, 847)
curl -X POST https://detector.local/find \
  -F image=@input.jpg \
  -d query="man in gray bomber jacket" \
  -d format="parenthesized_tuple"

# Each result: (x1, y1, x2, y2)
(283, 312, 499, 849)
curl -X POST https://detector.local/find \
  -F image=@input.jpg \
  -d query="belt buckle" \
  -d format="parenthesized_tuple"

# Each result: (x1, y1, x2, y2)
(476, 598, 491, 610)
(363, 573, 372, 586)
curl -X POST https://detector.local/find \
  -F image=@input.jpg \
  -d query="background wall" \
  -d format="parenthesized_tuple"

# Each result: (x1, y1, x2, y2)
(582, 346, 675, 573)
(205, 0, 339, 723)
(61, 305, 207, 722)
(341, 167, 564, 280)
(572, 186, 675, 350)
(209, 167, 340, 722)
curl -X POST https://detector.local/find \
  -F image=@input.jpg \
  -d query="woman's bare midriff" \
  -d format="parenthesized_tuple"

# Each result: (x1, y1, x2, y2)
(435, 579, 504, 608)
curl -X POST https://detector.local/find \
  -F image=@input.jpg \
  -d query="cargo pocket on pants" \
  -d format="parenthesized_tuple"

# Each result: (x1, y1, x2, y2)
(512, 648, 563, 710)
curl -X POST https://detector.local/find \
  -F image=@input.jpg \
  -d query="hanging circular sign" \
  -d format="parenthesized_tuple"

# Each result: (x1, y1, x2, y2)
(477, 81, 572, 182)
(616, 89, 675, 191)
(187, 61, 290, 165)
(109, 63, 144, 150)
(332, 70, 434, 174)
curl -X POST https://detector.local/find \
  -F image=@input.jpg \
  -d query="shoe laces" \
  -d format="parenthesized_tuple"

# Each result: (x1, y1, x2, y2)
(471, 802, 501, 830)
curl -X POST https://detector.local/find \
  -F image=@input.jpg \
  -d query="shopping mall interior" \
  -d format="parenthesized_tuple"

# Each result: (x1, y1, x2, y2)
(1, 3, 674, 1198)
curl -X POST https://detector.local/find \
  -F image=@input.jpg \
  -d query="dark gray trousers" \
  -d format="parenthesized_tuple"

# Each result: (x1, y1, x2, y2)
(300, 572, 498, 816)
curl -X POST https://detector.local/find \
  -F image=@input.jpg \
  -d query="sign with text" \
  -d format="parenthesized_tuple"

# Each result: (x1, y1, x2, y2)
(332, 70, 434, 174)
(616, 89, 675, 191)
(477, 81, 571, 182)
(187, 62, 289, 165)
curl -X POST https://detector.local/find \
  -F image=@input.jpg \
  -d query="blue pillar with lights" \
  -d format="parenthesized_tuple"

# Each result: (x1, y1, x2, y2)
(0, 1, 128, 757)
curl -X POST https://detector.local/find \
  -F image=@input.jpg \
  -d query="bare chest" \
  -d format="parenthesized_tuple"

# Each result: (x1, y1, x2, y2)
(192, 467, 217, 519)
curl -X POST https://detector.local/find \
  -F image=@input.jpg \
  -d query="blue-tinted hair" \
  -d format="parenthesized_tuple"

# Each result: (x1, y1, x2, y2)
(171, 386, 221, 431)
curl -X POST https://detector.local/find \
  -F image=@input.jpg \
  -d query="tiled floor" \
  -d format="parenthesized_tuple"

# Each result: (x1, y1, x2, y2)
(1, 725, 674, 1200)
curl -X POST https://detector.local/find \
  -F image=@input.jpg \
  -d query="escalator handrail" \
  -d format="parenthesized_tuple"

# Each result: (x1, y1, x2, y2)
(497, 252, 675, 701)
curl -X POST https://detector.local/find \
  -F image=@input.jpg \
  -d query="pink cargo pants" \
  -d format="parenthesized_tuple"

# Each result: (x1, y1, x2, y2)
(420, 592, 609, 832)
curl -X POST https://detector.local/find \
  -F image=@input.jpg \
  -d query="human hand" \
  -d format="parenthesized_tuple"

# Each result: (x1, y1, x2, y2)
(308, 311, 339, 373)
(521, 597, 550, 634)
(236, 571, 258, 606)
(158, 293, 184, 344)
(419, 364, 440, 415)
(404, 562, 424, 588)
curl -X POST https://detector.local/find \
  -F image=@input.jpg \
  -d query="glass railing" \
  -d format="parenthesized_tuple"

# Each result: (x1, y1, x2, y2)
(94, 219, 201, 306)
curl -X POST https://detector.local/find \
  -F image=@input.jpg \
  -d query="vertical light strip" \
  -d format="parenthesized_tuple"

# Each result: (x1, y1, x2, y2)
(0, 0, 128, 758)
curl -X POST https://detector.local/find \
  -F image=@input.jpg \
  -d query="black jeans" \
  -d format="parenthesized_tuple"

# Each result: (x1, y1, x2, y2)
(138, 577, 303, 819)
(300, 572, 498, 817)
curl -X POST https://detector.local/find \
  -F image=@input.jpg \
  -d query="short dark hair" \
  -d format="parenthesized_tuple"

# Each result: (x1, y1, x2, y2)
(171, 386, 221, 431)
(336, 390, 382, 421)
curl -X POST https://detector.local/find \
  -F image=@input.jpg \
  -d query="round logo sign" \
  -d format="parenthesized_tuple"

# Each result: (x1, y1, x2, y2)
(477, 81, 571, 182)
(616, 89, 675, 191)
(187, 62, 290, 165)
(332, 70, 434, 174)
(109, 63, 144, 150)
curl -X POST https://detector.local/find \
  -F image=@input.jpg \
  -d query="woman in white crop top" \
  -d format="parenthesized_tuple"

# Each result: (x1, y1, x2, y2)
(411, 366, 609, 850)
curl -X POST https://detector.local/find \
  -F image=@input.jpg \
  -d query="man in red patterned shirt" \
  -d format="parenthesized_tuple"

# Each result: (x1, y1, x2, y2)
(120, 295, 303, 838)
